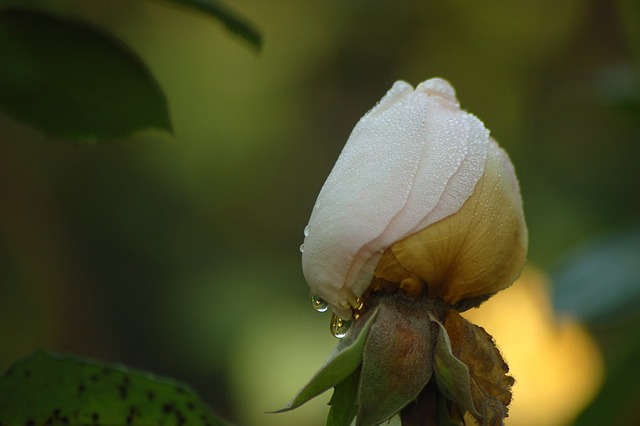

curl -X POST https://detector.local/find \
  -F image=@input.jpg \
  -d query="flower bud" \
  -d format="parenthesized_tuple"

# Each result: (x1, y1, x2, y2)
(302, 78, 527, 319)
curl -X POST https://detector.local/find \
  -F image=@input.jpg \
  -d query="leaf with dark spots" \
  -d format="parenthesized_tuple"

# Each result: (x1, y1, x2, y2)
(273, 306, 379, 413)
(0, 351, 231, 426)
(441, 309, 513, 425)
(357, 296, 437, 426)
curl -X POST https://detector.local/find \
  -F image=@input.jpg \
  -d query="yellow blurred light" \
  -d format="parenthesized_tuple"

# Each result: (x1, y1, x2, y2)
(462, 267, 603, 426)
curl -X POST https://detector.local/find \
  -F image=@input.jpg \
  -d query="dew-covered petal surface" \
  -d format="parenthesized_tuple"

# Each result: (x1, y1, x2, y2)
(302, 78, 489, 318)
(375, 138, 527, 306)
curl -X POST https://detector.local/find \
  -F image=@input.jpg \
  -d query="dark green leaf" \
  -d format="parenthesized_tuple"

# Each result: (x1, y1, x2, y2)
(326, 369, 360, 426)
(273, 307, 379, 413)
(0, 351, 230, 426)
(0, 8, 172, 142)
(160, 0, 261, 50)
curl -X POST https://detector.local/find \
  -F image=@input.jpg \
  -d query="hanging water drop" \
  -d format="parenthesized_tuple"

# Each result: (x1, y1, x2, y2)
(303, 225, 310, 237)
(330, 313, 352, 338)
(311, 294, 329, 312)
(299, 244, 305, 253)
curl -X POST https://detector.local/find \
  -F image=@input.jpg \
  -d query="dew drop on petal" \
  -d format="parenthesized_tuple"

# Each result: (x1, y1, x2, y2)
(330, 313, 352, 338)
(303, 225, 310, 237)
(299, 244, 305, 253)
(311, 294, 329, 313)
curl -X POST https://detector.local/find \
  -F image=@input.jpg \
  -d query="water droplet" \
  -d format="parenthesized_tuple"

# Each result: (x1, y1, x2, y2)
(303, 225, 310, 237)
(299, 244, 305, 253)
(330, 313, 352, 338)
(311, 294, 329, 312)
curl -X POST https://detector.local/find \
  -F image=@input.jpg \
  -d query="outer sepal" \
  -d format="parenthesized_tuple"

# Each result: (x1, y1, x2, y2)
(326, 368, 360, 426)
(356, 298, 438, 426)
(273, 307, 379, 412)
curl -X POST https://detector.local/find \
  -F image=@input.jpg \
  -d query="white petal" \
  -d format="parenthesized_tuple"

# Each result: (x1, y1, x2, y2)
(302, 78, 490, 317)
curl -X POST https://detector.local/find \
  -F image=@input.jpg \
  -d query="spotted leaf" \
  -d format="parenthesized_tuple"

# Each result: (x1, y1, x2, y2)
(0, 351, 229, 426)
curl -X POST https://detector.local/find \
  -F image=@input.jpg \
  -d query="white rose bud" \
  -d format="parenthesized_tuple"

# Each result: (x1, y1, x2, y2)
(302, 78, 527, 320)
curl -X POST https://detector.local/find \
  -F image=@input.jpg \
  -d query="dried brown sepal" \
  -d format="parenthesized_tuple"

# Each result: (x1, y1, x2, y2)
(443, 309, 513, 426)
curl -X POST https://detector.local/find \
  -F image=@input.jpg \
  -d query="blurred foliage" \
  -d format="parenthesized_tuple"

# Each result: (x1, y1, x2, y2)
(0, 0, 260, 142)
(160, 0, 261, 49)
(0, 0, 638, 425)
(552, 225, 640, 324)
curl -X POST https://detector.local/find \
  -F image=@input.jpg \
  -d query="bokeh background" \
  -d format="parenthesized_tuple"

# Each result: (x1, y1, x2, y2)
(1, 0, 639, 425)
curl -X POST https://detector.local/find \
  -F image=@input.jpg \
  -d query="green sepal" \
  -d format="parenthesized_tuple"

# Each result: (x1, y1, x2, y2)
(430, 317, 482, 419)
(356, 298, 437, 426)
(326, 368, 360, 426)
(273, 307, 379, 412)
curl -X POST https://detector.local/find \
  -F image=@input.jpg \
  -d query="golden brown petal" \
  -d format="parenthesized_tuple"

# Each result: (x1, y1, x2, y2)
(374, 139, 527, 307)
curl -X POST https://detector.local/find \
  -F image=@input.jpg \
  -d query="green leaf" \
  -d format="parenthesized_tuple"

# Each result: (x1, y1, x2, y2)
(0, 351, 230, 426)
(326, 368, 360, 426)
(273, 307, 379, 413)
(0, 8, 172, 142)
(160, 0, 261, 50)
(431, 318, 481, 419)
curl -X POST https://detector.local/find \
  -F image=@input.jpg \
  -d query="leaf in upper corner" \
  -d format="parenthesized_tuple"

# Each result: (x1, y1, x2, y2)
(273, 307, 379, 413)
(161, 0, 261, 50)
(0, 351, 230, 426)
(0, 8, 172, 142)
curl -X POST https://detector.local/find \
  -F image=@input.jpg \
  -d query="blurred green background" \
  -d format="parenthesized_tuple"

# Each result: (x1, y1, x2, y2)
(1, 0, 639, 425)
